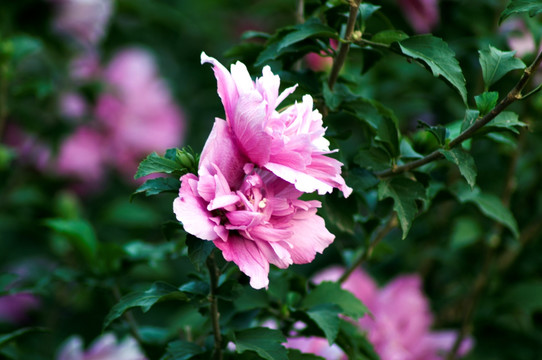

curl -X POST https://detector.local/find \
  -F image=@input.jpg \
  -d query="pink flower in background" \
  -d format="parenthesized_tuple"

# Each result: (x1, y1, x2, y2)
(201, 53, 352, 197)
(3, 124, 52, 171)
(398, 0, 439, 34)
(286, 337, 346, 360)
(305, 39, 338, 72)
(96, 48, 185, 178)
(0, 293, 40, 324)
(173, 119, 334, 289)
(500, 19, 538, 58)
(57, 333, 147, 360)
(56, 126, 107, 185)
(52, 0, 113, 45)
(70, 52, 102, 80)
(60, 92, 88, 118)
(287, 267, 473, 360)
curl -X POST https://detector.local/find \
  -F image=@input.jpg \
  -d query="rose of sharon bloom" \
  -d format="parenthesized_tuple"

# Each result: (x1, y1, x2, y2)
(398, 0, 440, 34)
(56, 126, 107, 185)
(201, 53, 352, 198)
(0, 293, 40, 324)
(296, 267, 474, 360)
(57, 333, 147, 360)
(286, 337, 346, 360)
(173, 119, 334, 289)
(501, 19, 538, 58)
(95, 48, 185, 178)
(305, 39, 339, 72)
(52, 0, 113, 45)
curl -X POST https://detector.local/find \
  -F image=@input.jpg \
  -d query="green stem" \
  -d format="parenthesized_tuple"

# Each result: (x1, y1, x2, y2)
(375, 49, 542, 179)
(339, 216, 397, 283)
(328, 0, 362, 91)
(207, 253, 223, 360)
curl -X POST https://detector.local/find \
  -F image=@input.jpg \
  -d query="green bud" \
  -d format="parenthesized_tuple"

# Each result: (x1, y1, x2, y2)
(177, 149, 196, 169)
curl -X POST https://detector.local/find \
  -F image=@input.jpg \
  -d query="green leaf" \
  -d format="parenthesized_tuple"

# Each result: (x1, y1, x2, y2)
(44, 218, 98, 263)
(131, 177, 180, 200)
(418, 121, 448, 146)
(185, 235, 215, 271)
(346, 167, 379, 193)
(485, 111, 527, 134)
(234, 327, 288, 360)
(500, 0, 542, 23)
(256, 18, 337, 66)
(399, 35, 467, 104)
(461, 109, 480, 132)
(103, 282, 188, 329)
(336, 319, 379, 360)
(502, 281, 542, 313)
(9, 36, 42, 64)
(478, 46, 525, 88)
(360, 4, 381, 30)
(302, 281, 369, 319)
(287, 349, 326, 360)
(135, 152, 186, 179)
(306, 304, 341, 344)
(400, 138, 423, 160)
(161, 340, 205, 360)
(235, 287, 268, 311)
(475, 91, 499, 116)
(376, 114, 400, 157)
(378, 178, 426, 239)
(439, 147, 477, 189)
(450, 217, 482, 249)
(453, 184, 519, 238)
(0, 327, 47, 348)
(371, 30, 409, 45)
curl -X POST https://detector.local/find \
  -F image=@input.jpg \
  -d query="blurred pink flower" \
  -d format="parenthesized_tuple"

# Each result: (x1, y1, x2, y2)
(52, 0, 113, 45)
(173, 119, 334, 289)
(305, 39, 338, 72)
(96, 48, 185, 178)
(70, 52, 102, 80)
(398, 0, 440, 34)
(0, 293, 40, 324)
(56, 126, 107, 185)
(287, 267, 473, 360)
(57, 333, 147, 360)
(201, 53, 351, 197)
(286, 337, 346, 360)
(501, 19, 538, 58)
(60, 92, 88, 118)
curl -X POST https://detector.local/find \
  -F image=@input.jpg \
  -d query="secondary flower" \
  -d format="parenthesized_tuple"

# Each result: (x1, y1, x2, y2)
(173, 119, 334, 289)
(300, 267, 474, 360)
(0, 293, 40, 324)
(201, 53, 352, 197)
(95, 48, 185, 179)
(398, 0, 440, 34)
(57, 333, 147, 360)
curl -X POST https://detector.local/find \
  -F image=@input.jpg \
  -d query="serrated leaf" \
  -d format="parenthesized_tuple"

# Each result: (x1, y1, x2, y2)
(131, 177, 180, 200)
(461, 109, 480, 133)
(256, 19, 337, 66)
(44, 218, 97, 263)
(478, 45, 526, 88)
(418, 121, 448, 146)
(306, 304, 341, 344)
(234, 328, 288, 360)
(378, 178, 425, 239)
(399, 35, 467, 103)
(371, 30, 409, 45)
(453, 184, 519, 238)
(135, 152, 185, 179)
(500, 0, 542, 23)
(376, 114, 400, 157)
(104, 282, 188, 329)
(302, 281, 369, 320)
(475, 91, 499, 116)
(439, 148, 477, 189)
(160, 340, 205, 360)
(185, 234, 215, 271)
(485, 111, 527, 134)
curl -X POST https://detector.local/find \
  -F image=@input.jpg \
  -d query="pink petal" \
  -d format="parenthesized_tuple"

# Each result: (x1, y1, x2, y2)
(201, 52, 239, 122)
(286, 211, 334, 264)
(173, 174, 217, 241)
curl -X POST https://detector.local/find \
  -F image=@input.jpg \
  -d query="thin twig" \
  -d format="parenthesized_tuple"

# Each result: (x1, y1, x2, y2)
(339, 216, 397, 283)
(328, 0, 362, 90)
(207, 253, 223, 360)
(375, 49, 542, 179)
(296, 0, 304, 24)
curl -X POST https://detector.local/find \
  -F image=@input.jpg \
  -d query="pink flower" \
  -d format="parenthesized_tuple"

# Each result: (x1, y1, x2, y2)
(305, 39, 338, 72)
(285, 337, 346, 360)
(0, 293, 40, 324)
(57, 333, 147, 360)
(96, 48, 185, 179)
(52, 0, 113, 45)
(501, 19, 538, 58)
(60, 92, 88, 118)
(56, 126, 107, 185)
(201, 53, 351, 197)
(397, 0, 440, 34)
(290, 267, 474, 360)
(70, 52, 102, 80)
(3, 124, 52, 171)
(173, 119, 334, 289)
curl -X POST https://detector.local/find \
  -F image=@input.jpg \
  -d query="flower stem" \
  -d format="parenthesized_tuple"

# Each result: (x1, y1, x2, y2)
(375, 49, 542, 179)
(339, 215, 397, 283)
(206, 253, 223, 360)
(328, 0, 362, 91)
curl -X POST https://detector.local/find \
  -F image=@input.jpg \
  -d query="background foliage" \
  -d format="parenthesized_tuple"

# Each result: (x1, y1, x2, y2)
(1, 0, 542, 359)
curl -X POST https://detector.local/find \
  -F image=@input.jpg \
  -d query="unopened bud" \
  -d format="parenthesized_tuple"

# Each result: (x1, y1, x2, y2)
(177, 149, 195, 169)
